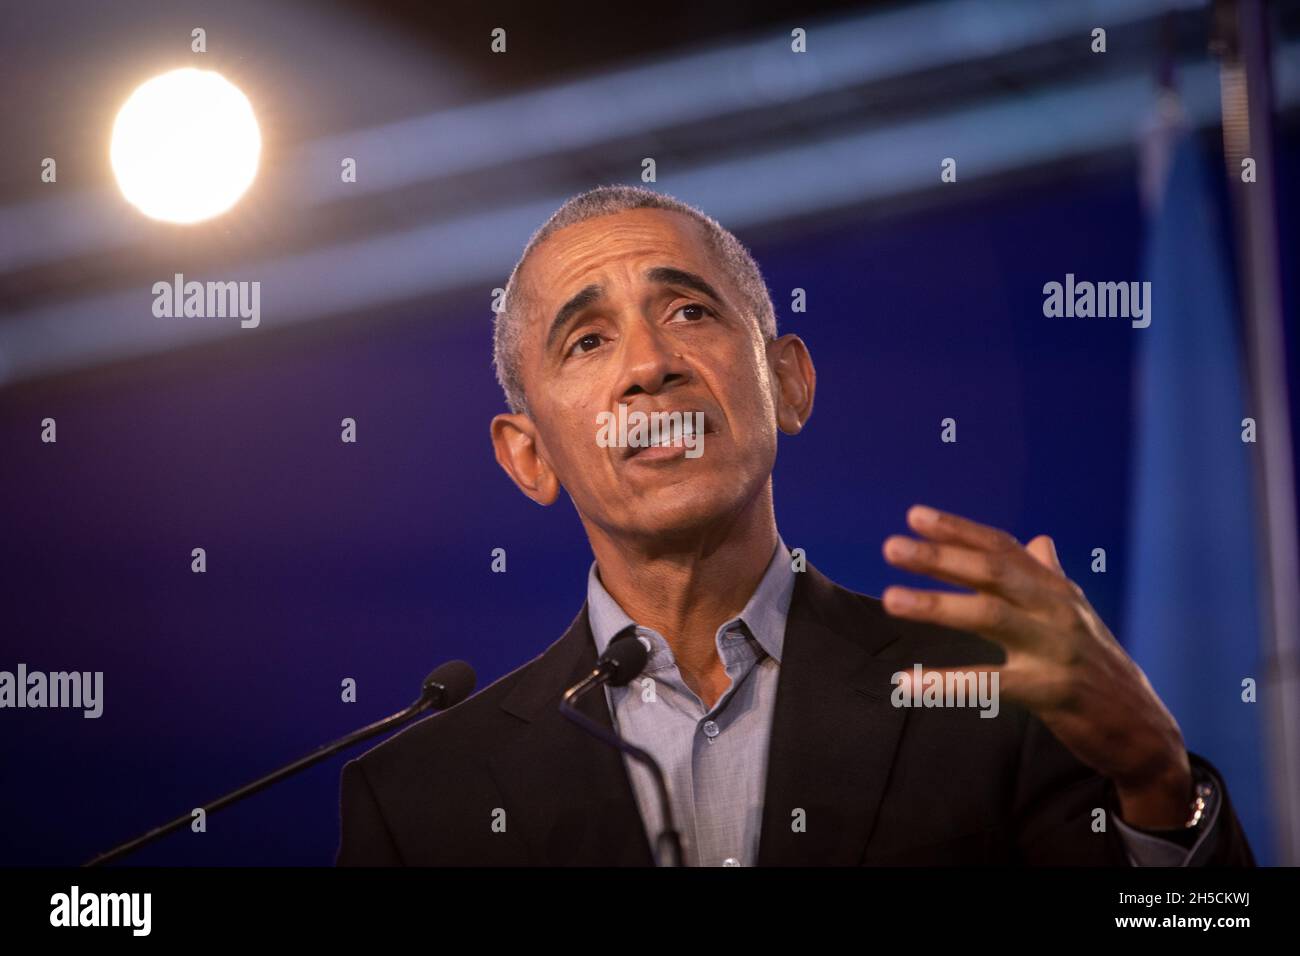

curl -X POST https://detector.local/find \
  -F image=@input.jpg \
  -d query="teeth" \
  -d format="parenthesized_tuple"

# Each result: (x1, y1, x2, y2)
(650, 417, 695, 446)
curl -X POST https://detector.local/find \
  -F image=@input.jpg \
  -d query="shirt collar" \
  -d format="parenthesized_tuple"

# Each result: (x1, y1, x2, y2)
(585, 535, 794, 665)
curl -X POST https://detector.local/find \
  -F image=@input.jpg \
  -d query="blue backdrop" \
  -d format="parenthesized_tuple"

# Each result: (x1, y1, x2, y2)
(2, 124, 1296, 866)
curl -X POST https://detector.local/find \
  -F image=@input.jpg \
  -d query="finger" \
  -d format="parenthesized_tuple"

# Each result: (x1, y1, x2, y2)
(1025, 534, 1064, 575)
(1025, 535, 1091, 602)
(882, 535, 1053, 606)
(881, 585, 1043, 649)
(906, 504, 1021, 553)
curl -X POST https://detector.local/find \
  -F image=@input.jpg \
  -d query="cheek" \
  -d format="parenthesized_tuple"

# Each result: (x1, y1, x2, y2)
(728, 357, 778, 424)
(731, 334, 774, 398)
(543, 416, 605, 481)
(724, 362, 781, 465)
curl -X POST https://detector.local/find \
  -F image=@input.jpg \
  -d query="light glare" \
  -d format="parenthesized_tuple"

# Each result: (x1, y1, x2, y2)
(110, 68, 261, 224)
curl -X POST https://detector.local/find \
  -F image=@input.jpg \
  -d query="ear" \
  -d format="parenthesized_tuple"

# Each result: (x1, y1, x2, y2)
(766, 333, 816, 435)
(490, 412, 561, 506)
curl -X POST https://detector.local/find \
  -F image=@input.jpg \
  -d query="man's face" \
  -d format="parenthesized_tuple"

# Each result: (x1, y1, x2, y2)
(505, 207, 787, 544)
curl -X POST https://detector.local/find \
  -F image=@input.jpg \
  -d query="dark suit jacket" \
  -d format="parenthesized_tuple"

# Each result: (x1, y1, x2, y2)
(336, 561, 1255, 865)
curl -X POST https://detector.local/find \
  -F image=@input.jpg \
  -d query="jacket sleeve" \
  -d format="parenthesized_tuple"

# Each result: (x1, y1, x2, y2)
(336, 757, 405, 866)
(1011, 711, 1255, 866)
(1180, 752, 1256, 866)
(1112, 755, 1255, 866)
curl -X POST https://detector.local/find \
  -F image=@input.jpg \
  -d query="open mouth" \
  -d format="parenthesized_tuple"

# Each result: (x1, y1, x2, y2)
(622, 410, 716, 460)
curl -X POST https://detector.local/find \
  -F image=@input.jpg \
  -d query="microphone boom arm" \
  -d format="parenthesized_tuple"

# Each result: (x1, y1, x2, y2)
(561, 670, 684, 868)
(84, 664, 473, 867)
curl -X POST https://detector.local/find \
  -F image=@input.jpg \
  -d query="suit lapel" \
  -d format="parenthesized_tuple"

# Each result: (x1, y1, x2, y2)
(756, 562, 911, 865)
(487, 561, 910, 866)
(487, 607, 655, 866)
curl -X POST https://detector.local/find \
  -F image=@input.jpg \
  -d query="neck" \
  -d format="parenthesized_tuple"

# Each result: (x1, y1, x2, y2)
(583, 482, 779, 681)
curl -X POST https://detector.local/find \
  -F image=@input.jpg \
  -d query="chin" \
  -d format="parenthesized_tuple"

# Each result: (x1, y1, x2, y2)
(622, 482, 755, 542)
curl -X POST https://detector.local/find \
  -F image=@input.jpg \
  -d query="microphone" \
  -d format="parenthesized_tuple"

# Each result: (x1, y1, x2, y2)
(561, 633, 685, 867)
(84, 660, 476, 867)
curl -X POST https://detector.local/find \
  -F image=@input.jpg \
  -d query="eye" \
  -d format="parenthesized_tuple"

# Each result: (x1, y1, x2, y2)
(566, 331, 603, 357)
(671, 303, 713, 322)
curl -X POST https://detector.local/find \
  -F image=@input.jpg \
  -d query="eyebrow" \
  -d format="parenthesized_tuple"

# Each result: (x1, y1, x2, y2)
(544, 267, 724, 352)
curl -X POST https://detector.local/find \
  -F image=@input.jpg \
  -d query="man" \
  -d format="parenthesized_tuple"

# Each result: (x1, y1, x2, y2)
(336, 185, 1254, 866)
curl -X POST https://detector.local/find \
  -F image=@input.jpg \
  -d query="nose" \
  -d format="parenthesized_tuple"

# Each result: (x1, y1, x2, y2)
(617, 315, 689, 400)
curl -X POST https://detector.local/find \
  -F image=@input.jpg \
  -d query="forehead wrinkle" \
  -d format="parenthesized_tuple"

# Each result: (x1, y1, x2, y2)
(532, 240, 667, 346)
(539, 209, 706, 294)
(540, 255, 720, 356)
(517, 209, 733, 390)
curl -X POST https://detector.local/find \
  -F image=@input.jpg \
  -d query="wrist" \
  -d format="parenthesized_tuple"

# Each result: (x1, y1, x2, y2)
(1115, 753, 1194, 829)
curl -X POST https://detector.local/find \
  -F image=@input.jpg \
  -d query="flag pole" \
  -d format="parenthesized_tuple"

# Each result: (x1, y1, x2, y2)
(1212, 0, 1300, 866)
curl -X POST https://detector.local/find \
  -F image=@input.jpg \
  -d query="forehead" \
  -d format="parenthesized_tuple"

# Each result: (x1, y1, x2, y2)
(521, 207, 718, 307)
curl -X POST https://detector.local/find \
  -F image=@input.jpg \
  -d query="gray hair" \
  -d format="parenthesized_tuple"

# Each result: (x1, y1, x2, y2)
(491, 185, 777, 416)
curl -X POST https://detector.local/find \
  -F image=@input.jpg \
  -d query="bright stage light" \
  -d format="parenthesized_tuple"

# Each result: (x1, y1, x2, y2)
(110, 68, 261, 224)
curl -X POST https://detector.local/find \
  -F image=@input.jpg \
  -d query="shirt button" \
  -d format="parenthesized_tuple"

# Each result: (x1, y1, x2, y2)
(722, 857, 741, 867)
(702, 720, 720, 738)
